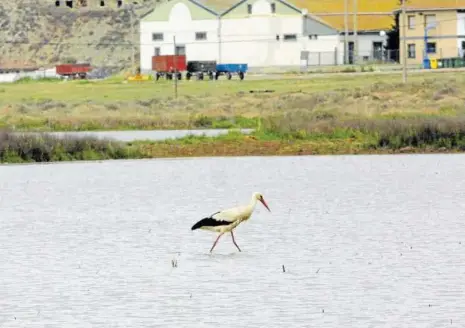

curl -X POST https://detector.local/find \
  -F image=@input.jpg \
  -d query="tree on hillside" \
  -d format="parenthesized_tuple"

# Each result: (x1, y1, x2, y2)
(385, 0, 404, 62)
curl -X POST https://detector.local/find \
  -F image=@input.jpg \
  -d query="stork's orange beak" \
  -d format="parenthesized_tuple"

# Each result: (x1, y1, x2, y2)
(260, 197, 271, 212)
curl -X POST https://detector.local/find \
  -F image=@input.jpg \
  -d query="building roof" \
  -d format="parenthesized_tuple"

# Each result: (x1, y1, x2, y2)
(196, 0, 241, 13)
(314, 14, 394, 31)
(143, 0, 465, 30)
(199, 0, 357, 30)
(393, 0, 465, 12)
(292, 0, 398, 31)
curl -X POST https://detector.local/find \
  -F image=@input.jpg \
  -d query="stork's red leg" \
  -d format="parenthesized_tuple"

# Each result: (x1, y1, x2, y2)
(230, 231, 242, 252)
(210, 232, 224, 253)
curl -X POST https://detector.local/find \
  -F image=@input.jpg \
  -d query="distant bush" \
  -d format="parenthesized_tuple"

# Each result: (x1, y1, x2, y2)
(0, 130, 142, 163)
(260, 112, 465, 150)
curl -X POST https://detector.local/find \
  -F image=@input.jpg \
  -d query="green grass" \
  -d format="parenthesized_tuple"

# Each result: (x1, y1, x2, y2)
(130, 112, 465, 158)
(1, 71, 463, 132)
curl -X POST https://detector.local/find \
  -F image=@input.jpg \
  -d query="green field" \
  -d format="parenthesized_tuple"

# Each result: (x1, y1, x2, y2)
(2, 71, 465, 163)
(1, 72, 462, 131)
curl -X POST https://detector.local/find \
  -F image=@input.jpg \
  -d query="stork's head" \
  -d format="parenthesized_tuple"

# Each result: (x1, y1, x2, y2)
(253, 192, 271, 212)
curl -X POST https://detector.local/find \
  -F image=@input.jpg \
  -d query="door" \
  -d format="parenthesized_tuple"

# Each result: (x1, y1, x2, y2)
(300, 51, 309, 67)
(348, 42, 354, 64)
(373, 42, 383, 60)
(461, 41, 465, 57)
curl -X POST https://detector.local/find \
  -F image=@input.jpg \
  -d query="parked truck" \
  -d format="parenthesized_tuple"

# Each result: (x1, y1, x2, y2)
(56, 63, 92, 79)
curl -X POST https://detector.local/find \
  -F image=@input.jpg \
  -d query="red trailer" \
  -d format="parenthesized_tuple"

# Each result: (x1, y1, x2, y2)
(152, 55, 186, 80)
(56, 63, 92, 79)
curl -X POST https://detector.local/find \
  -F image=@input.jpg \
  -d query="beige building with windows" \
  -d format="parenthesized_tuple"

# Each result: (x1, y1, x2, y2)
(396, 1, 465, 65)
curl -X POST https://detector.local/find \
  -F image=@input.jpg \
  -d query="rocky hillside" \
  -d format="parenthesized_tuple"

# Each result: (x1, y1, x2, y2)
(0, 0, 158, 70)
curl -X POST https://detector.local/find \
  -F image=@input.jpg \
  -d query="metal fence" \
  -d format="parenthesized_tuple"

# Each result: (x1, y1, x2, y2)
(299, 49, 400, 66)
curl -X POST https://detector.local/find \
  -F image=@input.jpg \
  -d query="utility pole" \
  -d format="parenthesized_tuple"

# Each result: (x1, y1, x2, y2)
(173, 36, 178, 98)
(131, 8, 135, 75)
(353, 0, 358, 64)
(126, 3, 136, 75)
(401, 0, 407, 83)
(344, 0, 349, 64)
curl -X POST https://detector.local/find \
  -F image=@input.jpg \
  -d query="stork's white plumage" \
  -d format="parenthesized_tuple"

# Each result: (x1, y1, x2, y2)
(191, 192, 271, 253)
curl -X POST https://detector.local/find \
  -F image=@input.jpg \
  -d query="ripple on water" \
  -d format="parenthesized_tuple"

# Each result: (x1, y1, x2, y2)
(0, 154, 464, 327)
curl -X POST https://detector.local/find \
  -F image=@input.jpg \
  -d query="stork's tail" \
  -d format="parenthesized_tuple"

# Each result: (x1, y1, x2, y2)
(191, 218, 207, 230)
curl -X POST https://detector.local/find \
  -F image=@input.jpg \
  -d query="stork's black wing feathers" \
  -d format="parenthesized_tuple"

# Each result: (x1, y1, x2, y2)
(191, 211, 230, 230)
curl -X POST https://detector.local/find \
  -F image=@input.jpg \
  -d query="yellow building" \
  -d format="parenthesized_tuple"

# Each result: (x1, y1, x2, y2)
(396, 1, 465, 65)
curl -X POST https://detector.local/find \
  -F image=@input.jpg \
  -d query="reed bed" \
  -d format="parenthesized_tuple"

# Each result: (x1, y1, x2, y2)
(0, 130, 143, 163)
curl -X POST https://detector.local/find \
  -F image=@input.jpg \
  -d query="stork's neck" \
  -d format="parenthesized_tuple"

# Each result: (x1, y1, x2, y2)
(248, 195, 258, 210)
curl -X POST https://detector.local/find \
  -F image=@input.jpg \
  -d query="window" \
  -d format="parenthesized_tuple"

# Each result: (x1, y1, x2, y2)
(271, 3, 275, 13)
(152, 33, 163, 41)
(283, 34, 297, 41)
(424, 14, 436, 28)
(427, 42, 436, 54)
(276, 34, 280, 40)
(154, 47, 160, 56)
(308, 34, 318, 40)
(195, 32, 207, 41)
(408, 44, 416, 58)
(117, 0, 123, 8)
(175, 46, 186, 55)
(247, 4, 252, 14)
(408, 15, 415, 29)
(100, 0, 105, 6)
(65, 0, 73, 8)
(55, 0, 60, 6)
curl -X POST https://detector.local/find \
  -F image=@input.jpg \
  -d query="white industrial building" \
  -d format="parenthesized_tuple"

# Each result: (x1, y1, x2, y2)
(139, 0, 344, 72)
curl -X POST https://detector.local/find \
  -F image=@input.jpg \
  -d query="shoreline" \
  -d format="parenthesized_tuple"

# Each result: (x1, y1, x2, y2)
(1, 130, 464, 164)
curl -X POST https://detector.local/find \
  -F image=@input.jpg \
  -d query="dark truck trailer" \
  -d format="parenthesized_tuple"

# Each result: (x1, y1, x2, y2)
(152, 55, 187, 80)
(186, 61, 217, 80)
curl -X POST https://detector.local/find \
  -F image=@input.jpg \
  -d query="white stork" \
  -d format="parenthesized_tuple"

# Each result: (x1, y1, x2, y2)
(191, 192, 271, 253)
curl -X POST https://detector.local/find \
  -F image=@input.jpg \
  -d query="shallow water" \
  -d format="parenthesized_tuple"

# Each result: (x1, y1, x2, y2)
(15, 128, 254, 142)
(0, 154, 464, 327)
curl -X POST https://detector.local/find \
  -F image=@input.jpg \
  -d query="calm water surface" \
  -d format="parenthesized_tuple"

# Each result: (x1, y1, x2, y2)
(0, 154, 464, 327)
(16, 128, 254, 142)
